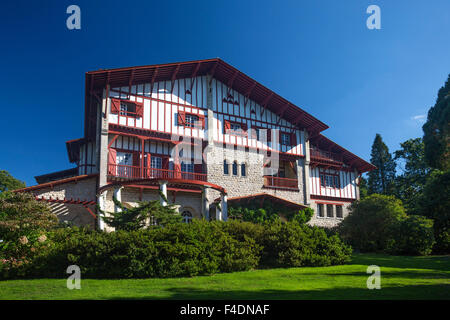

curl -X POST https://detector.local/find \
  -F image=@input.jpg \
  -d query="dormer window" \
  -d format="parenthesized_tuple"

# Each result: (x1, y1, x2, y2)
(110, 98, 143, 118)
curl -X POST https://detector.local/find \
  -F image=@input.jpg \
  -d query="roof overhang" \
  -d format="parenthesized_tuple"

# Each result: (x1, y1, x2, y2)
(310, 134, 376, 173)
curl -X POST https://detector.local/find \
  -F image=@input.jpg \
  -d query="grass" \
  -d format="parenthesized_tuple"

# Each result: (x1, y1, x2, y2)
(0, 254, 449, 300)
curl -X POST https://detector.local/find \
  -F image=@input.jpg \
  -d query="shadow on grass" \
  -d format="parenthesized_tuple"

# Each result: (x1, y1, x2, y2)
(350, 254, 450, 272)
(100, 283, 450, 300)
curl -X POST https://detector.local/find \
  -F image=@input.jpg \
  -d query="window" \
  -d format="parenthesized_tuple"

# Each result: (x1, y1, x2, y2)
(232, 161, 238, 176)
(327, 204, 334, 218)
(120, 102, 136, 116)
(334, 176, 340, 188)
(182, 210, 193, 224)
(185, 114, 199, 128)
(241, 163, 246, 177)
(336, 205, 343, 219)
(181, 161, 194, 173)
(224, 160, 229, 175)
(317, 204, 324, 217)
(151, 156, 162, 169)
(321, 173, 340, 188)
(281, 133, 291, 145)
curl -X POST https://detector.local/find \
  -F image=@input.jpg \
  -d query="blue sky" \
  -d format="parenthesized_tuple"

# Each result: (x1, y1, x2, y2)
(1, 0, 449, 186)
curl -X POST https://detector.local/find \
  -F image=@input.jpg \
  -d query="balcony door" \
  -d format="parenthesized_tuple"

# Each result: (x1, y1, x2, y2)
(116, 152, 133, 177)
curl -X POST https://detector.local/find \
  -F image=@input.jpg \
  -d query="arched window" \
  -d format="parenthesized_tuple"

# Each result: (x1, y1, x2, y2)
(232, 161, 238, 176)
(182, 210, 193, 223)
(241, 163, 246, 177)
(224, 160, 229, 175)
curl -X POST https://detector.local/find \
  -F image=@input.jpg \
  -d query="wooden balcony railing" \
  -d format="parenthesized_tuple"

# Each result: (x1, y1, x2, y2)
(310, 148, 343, 163)
(107, 164, 208, 182)
(263, 176, 298, 190)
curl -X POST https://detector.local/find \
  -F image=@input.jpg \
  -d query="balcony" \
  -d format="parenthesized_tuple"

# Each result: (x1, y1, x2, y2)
(263, 176, 298, 190)
(310, 148, 343, 164)
(107, 164, 207, 182)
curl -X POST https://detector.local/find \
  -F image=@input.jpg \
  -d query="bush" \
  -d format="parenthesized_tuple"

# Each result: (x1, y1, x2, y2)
(387, 215, 435, 256)
(338, 194, 407, 252)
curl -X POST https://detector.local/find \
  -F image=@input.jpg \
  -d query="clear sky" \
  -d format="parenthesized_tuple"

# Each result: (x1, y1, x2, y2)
(1, 0, 449, 186)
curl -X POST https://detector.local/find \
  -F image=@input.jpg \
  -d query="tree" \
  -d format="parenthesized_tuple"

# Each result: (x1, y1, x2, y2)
(100, 197, 182, 231)
(358, 175, 369, 199)
(0, 170, 25, 193)
(367, 134, 396, 195)
(422, 74, 450, 171)
(393, 138, 433, 213)
(417, 170, 450, 254)
(338, 194, 406, 252)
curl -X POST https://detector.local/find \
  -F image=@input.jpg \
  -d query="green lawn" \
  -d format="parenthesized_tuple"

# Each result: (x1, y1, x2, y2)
(0, 254, 449, 300)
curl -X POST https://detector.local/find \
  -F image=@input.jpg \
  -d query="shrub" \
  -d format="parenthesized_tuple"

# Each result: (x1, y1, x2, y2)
(387, 215, 435, 256)
(338, 194, 407, 252)
(259, 221, 352, 267)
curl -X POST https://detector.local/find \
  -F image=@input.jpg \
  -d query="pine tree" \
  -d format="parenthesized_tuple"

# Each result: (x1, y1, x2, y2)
(423, 74, 450, 171)
(368, 134, 396, 195)
(99, 197, 182, 231)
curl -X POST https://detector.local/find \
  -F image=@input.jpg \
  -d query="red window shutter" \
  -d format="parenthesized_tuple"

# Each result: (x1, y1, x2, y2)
(177, 111, 186, 126)
(135, 103, 144, 117)
(132, 153, 140, 167)
(107, 148, 117, 175)
(162, 157, 169, 170)
(224, 120, 231, 133)
(194, 163, 203, 173)
(291, 132, 297, 145)
(146, 154, 151, 168)
(111, 99, 121, 114)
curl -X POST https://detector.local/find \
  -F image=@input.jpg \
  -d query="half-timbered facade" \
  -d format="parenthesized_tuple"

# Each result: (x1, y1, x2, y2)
(16, 59, 375, 229)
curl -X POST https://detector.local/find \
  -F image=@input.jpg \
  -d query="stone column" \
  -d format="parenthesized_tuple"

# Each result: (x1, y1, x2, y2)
(159, 180, 168, 206)
(354, 170, 360, 200)
(97, 191, 106, 231)
(113, 186, 122, 213)
(202, 186, 210, 220)
(221, 193, 228, 221)
(216, 203, 222, 221)
(97, 87, 110, 230)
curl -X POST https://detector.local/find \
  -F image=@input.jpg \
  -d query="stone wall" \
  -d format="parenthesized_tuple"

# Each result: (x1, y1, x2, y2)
(308, 200, 353, 228)
(205, 143, 305, 205)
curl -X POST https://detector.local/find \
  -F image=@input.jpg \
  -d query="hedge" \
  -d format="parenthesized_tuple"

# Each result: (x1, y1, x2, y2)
(1, 220, 352, 279)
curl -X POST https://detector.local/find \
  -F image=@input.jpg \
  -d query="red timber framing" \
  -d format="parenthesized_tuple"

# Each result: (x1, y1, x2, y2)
(84, 58, 329, 142)
(34, 196, 97, 219)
